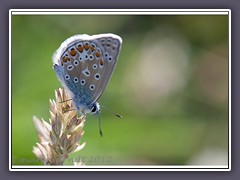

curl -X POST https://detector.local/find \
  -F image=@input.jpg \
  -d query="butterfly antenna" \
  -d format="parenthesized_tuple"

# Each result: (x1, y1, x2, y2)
(98, 115, 103, 137)
(101, 105, 122, 118)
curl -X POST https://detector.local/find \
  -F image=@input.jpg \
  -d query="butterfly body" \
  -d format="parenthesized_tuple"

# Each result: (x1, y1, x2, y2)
(53, 34, 122, 116)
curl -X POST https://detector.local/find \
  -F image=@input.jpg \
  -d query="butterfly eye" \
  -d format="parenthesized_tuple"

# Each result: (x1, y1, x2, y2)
(91, 105, 97, 113)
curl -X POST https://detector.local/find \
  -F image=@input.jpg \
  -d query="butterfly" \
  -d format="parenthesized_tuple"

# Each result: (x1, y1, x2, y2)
(52, 33, 122, 136)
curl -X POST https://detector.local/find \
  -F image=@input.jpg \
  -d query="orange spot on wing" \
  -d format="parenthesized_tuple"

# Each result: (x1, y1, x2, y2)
(90, 46, 95, 51)
(69, 49, 77, 56)
(83, 44, 89, 50)
(96, 52, 101, 57)
(62, 57, 69, 62)
(77, 46, 83, 52)
(100, 59, 104, 66)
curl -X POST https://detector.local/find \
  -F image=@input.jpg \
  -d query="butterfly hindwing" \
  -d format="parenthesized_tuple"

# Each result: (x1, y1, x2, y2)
(53, 34, 122, 111)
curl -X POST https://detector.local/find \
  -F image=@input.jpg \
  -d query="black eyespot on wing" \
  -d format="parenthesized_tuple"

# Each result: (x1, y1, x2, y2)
(89, 84, 95, 90)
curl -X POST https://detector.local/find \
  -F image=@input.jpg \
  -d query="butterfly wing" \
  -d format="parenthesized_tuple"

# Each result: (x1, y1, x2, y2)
(89, 34, 122, 103)
(53, 34, 122, 109)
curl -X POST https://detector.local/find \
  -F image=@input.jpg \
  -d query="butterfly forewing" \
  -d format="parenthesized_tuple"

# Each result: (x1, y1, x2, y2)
(90, 35, 122, 103)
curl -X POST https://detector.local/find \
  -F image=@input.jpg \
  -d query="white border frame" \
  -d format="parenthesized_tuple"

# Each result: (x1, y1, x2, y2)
(9, 9, 231, 171)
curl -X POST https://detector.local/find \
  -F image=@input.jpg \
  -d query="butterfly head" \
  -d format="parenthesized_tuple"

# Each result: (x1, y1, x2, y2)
(72, 98, 101, 116)
(89, 102, 101, 116)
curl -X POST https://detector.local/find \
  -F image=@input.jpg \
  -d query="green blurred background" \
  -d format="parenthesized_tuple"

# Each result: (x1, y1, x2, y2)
(12, 14, 229, 165)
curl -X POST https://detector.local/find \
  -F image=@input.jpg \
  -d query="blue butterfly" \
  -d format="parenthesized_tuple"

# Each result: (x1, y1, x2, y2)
(53, 34, 122, 136)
